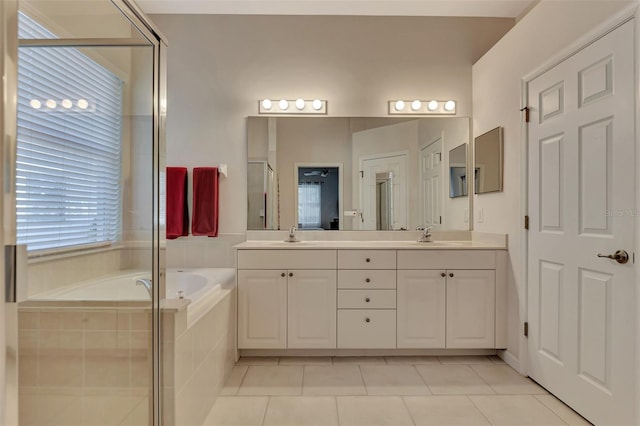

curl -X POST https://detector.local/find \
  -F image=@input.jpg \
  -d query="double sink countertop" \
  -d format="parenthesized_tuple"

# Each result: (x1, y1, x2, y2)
(235, 239, 507, 251)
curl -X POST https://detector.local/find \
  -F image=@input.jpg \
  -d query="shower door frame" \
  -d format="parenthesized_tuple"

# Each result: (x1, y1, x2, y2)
(2, 1, 168, 425)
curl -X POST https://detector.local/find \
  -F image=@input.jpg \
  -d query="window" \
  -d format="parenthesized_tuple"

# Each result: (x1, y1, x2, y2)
(298, 182, 321, 229)
(17, 13, 123, 252)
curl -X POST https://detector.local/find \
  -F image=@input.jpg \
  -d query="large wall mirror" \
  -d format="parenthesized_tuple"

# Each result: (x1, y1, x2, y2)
(247, 116, 472, 231)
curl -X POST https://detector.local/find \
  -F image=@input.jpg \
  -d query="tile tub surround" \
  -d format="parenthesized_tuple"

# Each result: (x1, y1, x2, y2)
(205, 356, 590, 426)
(18, 308, 152, 426)
(162, 285, 236, 426)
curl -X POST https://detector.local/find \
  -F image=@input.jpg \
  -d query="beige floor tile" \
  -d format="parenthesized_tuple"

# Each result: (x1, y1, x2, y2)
(263, 396, 339, 426)
(279, 356, 332, 365)
(488, 355, 506, 364)
(438, 356, 494, 364)
(220, 365, 248, 396)
(404, 395, 491, 426)
(236, 356, 279, 366)
(303, 365, 366, 396)
(361, 365, 431, 395)
(470, 395, 567, 425)
(416, 364, 495, 395)
(470, 365, 547, 394)
(535, 395, 592, 425)
(202, 396, 268, 426)
(337, 396, 414, 426)
(332, 356, 386, 365)
(384, 356, 439, 365)
(238, 366, 303, 396)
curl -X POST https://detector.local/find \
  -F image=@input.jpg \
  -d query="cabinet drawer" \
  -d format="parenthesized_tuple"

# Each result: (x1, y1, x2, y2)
(338, 290, 396, 309)
(337, 310, 396, 349)
(238, 249, 336, 269)
(338, 270, 396, 289)
(397, 250, 496, 270)
(338, 250, 396, 269)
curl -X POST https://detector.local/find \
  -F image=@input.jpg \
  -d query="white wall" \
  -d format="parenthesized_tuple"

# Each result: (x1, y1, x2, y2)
(472, 0, 634, 369)
(150, 14, 514, 267)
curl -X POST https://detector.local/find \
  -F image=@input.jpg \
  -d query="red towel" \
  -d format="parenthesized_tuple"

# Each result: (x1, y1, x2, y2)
(192, 167, 219, 237)
(166, 167, 189, 239)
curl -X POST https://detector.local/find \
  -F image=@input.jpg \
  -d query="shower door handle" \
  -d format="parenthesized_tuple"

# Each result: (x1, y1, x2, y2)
(4, 244, 16, 303)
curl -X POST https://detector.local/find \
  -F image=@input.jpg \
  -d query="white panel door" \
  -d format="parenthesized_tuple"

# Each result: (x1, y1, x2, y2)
(361, 154, 407, 230)
(238, 270, 287, 349)
(397, 270, 446, 348)
(420, 138, 443, 229)
(446, 270, 495, 348)
(287, 269, 337, 348)
(527, 21, 635, 425)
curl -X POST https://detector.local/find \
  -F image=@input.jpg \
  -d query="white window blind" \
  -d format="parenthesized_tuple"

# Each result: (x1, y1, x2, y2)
(17, 13, 123, 252)
(298, 182, 321, 229)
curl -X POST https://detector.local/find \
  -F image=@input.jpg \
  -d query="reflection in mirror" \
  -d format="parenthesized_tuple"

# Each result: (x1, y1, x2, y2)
(449, 144, 467, 198)
(474, 126, 503, 194)
(247, 116, 471, 231)
(376, 172, 394, 230)
(296, 166, 340, 230)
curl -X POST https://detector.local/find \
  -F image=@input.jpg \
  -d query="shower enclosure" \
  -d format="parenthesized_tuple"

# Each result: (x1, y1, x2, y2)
(2, 0, 167, 425)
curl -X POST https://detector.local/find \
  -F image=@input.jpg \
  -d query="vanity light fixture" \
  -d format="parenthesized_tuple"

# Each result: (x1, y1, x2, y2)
(258, 98, 328, 115)
(45, 99, 57, 109)
(388, 99, 457, 115)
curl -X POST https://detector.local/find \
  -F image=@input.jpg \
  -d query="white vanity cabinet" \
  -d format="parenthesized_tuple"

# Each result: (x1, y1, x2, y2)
(237, 250, 337, 349)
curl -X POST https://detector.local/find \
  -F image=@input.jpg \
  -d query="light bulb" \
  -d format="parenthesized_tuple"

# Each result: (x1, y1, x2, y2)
(261, 99, 272, 110)
(30, 99, 42, 109)
(411, 100, 421, 111)
(444, 100, 456, 111)
(77, 99, 89, 109)
(61, 99, 73, 109)
(45, 99, 57, 109)
(312, 99, 323, 111)
(279, 99, 289, 110)
(394, 100, 405, 111)
(427, 100, 438, 111)
(295, 98, 305, 110)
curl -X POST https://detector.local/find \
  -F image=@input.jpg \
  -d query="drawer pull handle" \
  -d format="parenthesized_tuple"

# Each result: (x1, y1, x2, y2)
(449, 273, 454, 278)
(440, 272, 446, 277)
(289, 272, 294, 277)
(281, 273, 286, 277)
(365, 317, 371, 323)
(365, 278, 371, 283)
(365, 297, 370, 303)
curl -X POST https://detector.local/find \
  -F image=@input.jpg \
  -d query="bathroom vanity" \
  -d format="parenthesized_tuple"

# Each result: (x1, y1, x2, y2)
(235, 237, 507, 355)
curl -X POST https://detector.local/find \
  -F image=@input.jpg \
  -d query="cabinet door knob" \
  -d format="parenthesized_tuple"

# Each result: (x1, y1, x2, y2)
(365, 278, 371, 283)
(365, 297, 370, 303)
(289, 272, 294, 277)
(449, 273, 454, 278)
(440, 272, 446, 277)
(365, 257, 371, 263)
(365, 317, 371, 323)
(281, 272, 286, 277)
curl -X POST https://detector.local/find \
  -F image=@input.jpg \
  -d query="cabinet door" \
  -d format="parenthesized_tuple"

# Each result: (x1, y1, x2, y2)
(397, 270, 446, 348)
(238, 269, 287, 348)
(446, 270, 495, 348)
(288, 270, 337, 348)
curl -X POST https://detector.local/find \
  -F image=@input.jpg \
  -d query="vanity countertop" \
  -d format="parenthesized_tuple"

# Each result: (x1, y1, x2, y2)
(235, 240, 507, 250)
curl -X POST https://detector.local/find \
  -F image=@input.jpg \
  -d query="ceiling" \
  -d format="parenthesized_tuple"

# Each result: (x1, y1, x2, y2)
(138, 0, 538, 18)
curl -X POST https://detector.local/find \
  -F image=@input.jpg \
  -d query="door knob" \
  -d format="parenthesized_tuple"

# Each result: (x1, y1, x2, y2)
(597, 250, 629, 264)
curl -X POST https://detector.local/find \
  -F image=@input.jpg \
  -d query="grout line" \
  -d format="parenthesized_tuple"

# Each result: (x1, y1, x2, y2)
(260, 396, 271, 426)
(334, 395, 341, 426)
(466, 395, 494, 425)
(534, 395, 583, 426)
(400, 395, 418, 426)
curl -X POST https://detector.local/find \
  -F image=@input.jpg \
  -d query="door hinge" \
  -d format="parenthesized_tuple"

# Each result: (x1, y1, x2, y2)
(524, 215, 529, 230)
(360, 170, 364, 178)
(520, 106, 530, 123)
(439, 216, 442, 224)
(524, 322, 529, 337)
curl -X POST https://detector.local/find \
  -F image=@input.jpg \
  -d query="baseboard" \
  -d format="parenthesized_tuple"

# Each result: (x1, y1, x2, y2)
(498, 349, 522, 373)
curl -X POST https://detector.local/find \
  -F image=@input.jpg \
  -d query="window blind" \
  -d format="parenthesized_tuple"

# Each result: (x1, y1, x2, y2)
(17, 13, 123, 252)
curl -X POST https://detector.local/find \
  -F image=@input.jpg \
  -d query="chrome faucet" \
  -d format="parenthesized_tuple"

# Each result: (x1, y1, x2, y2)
(136, 278, 152, 298)
(285, 226, 298, 243)
(417, 226, 433, 243)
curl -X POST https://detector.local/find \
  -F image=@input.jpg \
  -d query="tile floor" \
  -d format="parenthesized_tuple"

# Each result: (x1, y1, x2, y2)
(203, 356, 591, 426)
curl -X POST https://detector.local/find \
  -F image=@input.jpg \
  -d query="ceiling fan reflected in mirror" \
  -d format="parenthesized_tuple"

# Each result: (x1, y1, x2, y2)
(303, 169, 329, 177)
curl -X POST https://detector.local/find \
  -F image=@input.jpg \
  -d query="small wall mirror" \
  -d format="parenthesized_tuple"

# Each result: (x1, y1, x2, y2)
(474, 126, 503, 194)
(449, 143, 467, 198)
